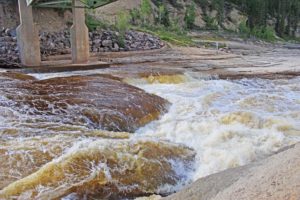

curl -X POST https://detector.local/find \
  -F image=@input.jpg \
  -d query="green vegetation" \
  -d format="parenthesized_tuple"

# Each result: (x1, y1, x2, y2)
(140, 0, 153, 25)
(227, 0, 300, 39)
(157, 5, 170, 27)
(184, 3, 196, 29)
(211, 0, 225, 25)
(192, 0, 299, 41)
(238, 21, 276, 42)
(137, 27, 195, 46)
(115, 12, 130, 47)
(128, 0, 196, 45)
(86, 14, 109, 31)
(86, 0, 299, 45)
(203, 16, 218, 30)
(86, 0, 195, 46)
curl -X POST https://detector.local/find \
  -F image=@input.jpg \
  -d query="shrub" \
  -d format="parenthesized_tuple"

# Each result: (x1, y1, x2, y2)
(158, 5, 170, 27)
(204, 16, 218, 30)
(184, 3, 196, 29)
(140, 0, 152, 25)
(238, 20, 251, 35)
(238, 20, 276, 42)
(116, 12, 130, 33)
(115, 12, 130, 47)
(130, 8, 141, 25)
(85, 14, 109, 31)
(212, 0, 225, 24)
(252, 26, 276, 42)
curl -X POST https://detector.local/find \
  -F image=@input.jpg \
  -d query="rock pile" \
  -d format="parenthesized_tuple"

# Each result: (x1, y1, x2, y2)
(0, 28, 164, 67)
(0, 28, 19, 67)
(89, 30, 164, 52)
(40, 30, 71, 58)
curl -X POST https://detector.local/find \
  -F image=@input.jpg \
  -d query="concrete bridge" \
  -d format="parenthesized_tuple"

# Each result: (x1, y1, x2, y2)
(17, 0, 116, 67)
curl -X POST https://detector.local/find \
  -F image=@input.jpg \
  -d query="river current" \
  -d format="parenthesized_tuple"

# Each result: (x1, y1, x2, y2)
(32, 71, 300, 181)
(1, 70, 300, 199)
(130, 74, 300, 180)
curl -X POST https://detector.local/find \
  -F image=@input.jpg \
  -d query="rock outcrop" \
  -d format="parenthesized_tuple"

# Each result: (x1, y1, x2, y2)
(0, 137, 195, 199)
(0, 72, 169, 133)
(164, 143, 300, 200)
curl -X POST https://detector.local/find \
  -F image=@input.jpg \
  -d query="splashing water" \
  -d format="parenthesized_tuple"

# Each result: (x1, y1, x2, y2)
(1, 70, 300, 198)
(133, 74, 300, 180)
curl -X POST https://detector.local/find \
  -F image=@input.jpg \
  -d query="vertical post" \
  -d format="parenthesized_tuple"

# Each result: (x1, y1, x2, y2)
(71, 0, 89, 64)
(16, 0, 41, 67)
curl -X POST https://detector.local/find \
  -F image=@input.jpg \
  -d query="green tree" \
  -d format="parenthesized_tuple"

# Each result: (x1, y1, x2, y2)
(116, 12, 130, 47)
(130, 8, 141, 26)
(140, 0, 152, 25)
(212, 0, 225, 25)
(184, 3, 196, 29)
(158, 5, 170, 27)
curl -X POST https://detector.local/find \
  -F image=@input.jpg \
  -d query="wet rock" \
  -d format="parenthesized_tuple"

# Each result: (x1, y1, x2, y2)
(0, 131, 131, 189)
(0, 72, 37, 81)
(164, 143, 300, 200)
(0, 138, 195, 199)
(0, 135, 74, 189)
(0, 73, 170, 133)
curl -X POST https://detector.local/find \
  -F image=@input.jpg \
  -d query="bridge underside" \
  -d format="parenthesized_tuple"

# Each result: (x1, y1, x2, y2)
(17, 0, 117, 67)
(27, 0, 117, 8)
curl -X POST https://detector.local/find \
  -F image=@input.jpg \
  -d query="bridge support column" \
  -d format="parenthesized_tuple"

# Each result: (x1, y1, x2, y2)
(16, 0, 41, 67)
(71, 0, 90, 63)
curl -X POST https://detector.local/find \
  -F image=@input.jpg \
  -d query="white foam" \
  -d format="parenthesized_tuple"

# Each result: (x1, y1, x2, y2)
(134, 75, 300, 181)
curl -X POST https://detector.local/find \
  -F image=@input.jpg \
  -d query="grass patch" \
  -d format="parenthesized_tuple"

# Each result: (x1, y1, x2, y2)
(238, 21, 277, 42)
(135, 27, 196, 46)
(86, 14, 110, 31)
(282, 36, 300, 43)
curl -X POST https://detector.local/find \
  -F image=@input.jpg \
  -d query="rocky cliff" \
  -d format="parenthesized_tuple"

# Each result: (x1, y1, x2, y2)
(0, 0, 246, 32)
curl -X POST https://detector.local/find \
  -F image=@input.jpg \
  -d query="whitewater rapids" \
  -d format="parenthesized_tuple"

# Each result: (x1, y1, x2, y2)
(131, 74, 300, 181)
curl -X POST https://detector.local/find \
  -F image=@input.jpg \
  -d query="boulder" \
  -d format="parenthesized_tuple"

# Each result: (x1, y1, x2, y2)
(164, 143, 300, 200)
(0, 73, 170, 133)
(102, 39, 113, 48)
(0, 137, 195, 199)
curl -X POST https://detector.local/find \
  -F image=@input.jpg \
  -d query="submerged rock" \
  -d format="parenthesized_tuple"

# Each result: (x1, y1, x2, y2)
(0, 135, 75, 189)
(0, 73, 169, 134)
(0, 138, 195, 200)
(0, 131, 131, 189)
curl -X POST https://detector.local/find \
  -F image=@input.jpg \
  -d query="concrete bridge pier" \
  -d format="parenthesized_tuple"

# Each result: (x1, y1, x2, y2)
(16, 0, 90, 67)
(71, 0, 90, 63)
(16, 0, 41, 67)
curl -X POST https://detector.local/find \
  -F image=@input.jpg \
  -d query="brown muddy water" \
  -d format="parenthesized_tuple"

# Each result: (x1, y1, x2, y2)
(0, 70, 300, 200)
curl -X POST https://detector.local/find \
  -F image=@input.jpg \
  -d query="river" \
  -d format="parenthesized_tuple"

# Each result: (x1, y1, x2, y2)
(132, 74, 300, 181)
(0, 70, 299, 199)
